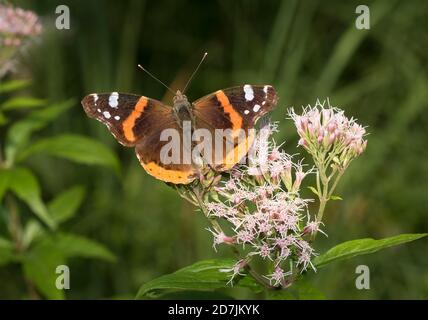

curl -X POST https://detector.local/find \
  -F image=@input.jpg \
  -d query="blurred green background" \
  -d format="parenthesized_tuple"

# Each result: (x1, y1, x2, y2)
(1, 0, 427, 299)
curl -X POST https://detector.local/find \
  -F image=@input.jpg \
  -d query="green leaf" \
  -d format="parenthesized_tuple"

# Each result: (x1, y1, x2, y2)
(159, 291, 235, 300)
(1, 97, 46, 111)
(329, 195, 343, 201)
(23, 232, 115, 299)
(136, 259, 261, 299)
(266, 289, 294, 300)
(0, 247, 15, 267)
(46, 233, 116, 262)
(0, 111, 8, 126)
(0, 168, 11, 200)
(23, 244, 65, 299)
(0, 236, 13, 249)
(291, 280, 325, 300)
(22, 219, 45, 249)
(7, 167, 56, 230)
(0, 79, 31, 94)
(308, 186, 319, 196)
(18, 134, 120, 174)
(314, 233, 428, 268)
(0, 236, 15, 266)
(48, 186, 86, 224)
(5, 100, 74, 164)
(266, 279, 325, 300)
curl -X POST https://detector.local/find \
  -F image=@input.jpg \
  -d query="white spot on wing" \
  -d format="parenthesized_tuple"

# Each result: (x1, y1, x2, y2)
(97, 108, 101, 113)
(253, 104, 261, 112)
(244, 110, 250, 115)
(92, 93, 99, 104)
(109, 92, 119, 108)
(244, 85, 254, 101)
(114, 115, 120, 120)
(263, 85, 269, 94)
(103, 111, 111, 119)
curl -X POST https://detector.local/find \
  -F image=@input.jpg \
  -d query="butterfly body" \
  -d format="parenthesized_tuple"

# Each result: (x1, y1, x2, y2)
(82, 85, 278, 184)
(171, 90, 194, 127)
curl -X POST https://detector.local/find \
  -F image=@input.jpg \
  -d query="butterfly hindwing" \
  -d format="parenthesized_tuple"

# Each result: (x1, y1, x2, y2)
(135, 121, 199, 184)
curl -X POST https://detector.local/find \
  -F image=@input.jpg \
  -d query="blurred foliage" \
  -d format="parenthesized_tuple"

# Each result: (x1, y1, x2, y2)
(0, 80, 117, 299)
(1, 0, 427, 299)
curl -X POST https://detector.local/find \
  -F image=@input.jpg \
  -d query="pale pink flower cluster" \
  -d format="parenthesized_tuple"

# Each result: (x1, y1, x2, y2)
(0, 4, 42, 78)
(209, 123, 321, 286)
(246, 123, 312, 193)
(289, 99, 367, 167)
(0, 4, 42, 47)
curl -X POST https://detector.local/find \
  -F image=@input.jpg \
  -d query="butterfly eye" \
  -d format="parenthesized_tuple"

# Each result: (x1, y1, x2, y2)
(173, 91, 189, 105)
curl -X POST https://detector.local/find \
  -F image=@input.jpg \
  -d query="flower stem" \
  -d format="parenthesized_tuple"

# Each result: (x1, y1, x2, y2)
(315, 161, 329, 223)
(191, 188, 224, 235)
(311, 161, 345, 241)
(311, 159, 330, 241)
(328, 169, 344, 199)
(246, 266, 279, 290)
(316, 196, 327, 222)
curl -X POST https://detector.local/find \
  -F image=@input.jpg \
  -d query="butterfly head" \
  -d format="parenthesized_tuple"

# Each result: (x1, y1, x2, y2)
(173, 90, 188, 104)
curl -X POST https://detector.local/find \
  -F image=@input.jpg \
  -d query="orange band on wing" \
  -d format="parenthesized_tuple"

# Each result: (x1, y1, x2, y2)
(123, 97, 148, 142)
(141, 161, 196, 184)
(216, 90, 243, 135)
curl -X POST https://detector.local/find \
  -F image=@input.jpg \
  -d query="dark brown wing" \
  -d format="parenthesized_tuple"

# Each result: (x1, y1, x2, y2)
(82, 92, 173, 146)
(82, 92, 198, 184)
(135, 120, 200, 185)
(192, 85, 277, 170)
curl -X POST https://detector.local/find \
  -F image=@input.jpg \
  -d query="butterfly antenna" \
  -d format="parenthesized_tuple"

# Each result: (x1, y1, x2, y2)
(137, 64, 176, 95)
(182, 52, 208, 94)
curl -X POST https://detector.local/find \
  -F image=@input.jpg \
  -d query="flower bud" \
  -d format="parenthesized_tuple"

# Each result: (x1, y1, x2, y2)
(298, 138, 307, 147)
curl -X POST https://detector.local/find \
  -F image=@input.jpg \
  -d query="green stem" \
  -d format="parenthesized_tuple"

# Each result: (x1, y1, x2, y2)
(246, 266, 279, 290)
(316, 161, 329, 223)
(311, 161, 346, 242)
(191, 188, 224, 235)
(6, 195, 40, 300)
(316, 196, 327, 222)
(328, 169, 345, 198)
(311, 159, 330, 241)
(7, 195, 23, 252)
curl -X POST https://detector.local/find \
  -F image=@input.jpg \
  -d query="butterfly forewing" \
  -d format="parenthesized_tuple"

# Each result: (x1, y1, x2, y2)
(81, 93, 171, 146)
(192, 85, 277, 130)
(191, 85, 278, 170)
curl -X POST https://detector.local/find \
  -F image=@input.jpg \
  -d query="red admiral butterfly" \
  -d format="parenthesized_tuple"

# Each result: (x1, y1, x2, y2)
(82, 57, 277, 184)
